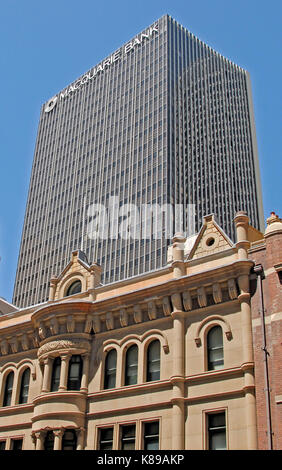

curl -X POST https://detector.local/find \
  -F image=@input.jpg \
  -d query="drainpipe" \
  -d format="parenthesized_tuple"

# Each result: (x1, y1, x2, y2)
(253, 264, 273, 450)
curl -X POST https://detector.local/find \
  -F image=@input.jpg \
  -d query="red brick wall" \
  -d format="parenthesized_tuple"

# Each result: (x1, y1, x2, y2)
(250, 230, 282, 450)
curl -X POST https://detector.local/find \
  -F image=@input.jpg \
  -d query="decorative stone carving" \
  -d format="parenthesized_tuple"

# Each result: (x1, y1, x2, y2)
(67, 315, 75, 333)
(84, 314, 93, 333)
(171, 293, 183, 312)
(197, 287, 207, 307)
(20, 334, 29, 351)
(120, 309, 128, 327)
(31, 333, 40, 348)
(133, 305, 142, 323)
(10, 338, 19, 353)
(49, 316, 59, 335)
(182, 291, 192, 311)
(228, 278, 238, 300)
(0, 339, 9, 355)
(93, 316, 101, 333)
(38, 338, 90, 358)
(38, 322, 47, 340)
(148, 301, 157, 320)
(106, 312, 114, 330)
(212, 283, 222, 304)
(194, 337, 201, 347)
(162, 296, 172, 316)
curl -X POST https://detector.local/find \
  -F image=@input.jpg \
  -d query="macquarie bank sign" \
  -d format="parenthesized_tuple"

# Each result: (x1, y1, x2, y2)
(45, 23, 159, 113)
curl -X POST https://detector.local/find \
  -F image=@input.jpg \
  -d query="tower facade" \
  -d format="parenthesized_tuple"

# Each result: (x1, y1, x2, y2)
(13, 15, 264, 308)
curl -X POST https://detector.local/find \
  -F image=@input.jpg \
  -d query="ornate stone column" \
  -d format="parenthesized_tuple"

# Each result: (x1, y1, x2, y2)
(49, 277, 58, 302)
(234, 211, 250, 260)
(59, 354, 71, 391)
(172, 233, 186, 278)
(41, 357, 52, 393)
(34, 431, 45, 450)
(80, 354, 90, 392)
(53, 429, 64, 450)
(76, 428, 85, 450)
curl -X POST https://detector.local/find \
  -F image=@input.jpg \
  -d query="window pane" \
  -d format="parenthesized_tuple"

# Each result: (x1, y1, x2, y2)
(208, 412, 226, 450)
(44, 431, 54, 451)
(208, 326, 223, 370)
(147, 340, 160, 381)
(104, 349, 117, 389)
(121, 425, 136, 450)
(68, 355, 82, 390)
(11, 439, 23, 450)
(144, 421, 159, 450)
(3, 372, 14, 407)
(99, 427, 113, 450)
(19, 368, 30, 404)
(0, 441, 6, 450)
(125, 345, 138, 385)
(62, 430, 77, 450)
(51, 357, 61, 391)
(66, 280, 81, 296)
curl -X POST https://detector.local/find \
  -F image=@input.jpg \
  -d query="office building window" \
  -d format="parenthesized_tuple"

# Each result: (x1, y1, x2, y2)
(67, 355, 83, 391)
(0, 441, 6, 450)
(51, 357, 61, 392)
(3, 371, 14, 407)
(104, 349, 117, 389)
(146, 340, 160, 381)
(125, 345, 138, 386)
(66, 280, 81, 296)
(19, 368, 31, 404)
(11, 439, 23, 450)
(44, 431, 54, 450)
(120, 424, 136, 450)
(143, 421, 159, 450)
(99, 427, 114, 450)
(207, 412, 226, 450)
(62, 430, 77, 451)
(207, 326, 224, 370)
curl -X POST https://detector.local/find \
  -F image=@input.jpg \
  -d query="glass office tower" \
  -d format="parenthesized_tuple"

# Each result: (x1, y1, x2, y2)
(13, 15, 264, 307)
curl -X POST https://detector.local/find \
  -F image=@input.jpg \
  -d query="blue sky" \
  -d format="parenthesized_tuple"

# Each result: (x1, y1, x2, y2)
(0, 0, 281, 303)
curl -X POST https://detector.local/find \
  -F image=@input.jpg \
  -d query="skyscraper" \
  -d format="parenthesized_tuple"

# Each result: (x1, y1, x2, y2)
(13, 15, 264, 308)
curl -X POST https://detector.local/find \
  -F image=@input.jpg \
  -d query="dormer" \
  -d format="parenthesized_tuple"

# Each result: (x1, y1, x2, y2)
(48, 250, 102, 302)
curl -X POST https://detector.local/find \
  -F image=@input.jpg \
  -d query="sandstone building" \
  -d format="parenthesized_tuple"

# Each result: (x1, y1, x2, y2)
(0, 211, 281, 450)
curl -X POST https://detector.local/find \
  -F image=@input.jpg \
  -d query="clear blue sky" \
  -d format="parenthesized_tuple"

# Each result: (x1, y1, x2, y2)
(0, 0, 281, 303)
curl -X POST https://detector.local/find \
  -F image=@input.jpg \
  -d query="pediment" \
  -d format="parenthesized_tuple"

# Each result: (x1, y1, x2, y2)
(56, 250, 91, 282)
(187, 214, 234, 260)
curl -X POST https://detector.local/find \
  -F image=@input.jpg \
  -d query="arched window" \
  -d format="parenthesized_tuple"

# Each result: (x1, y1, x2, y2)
(66, 280, 82, 297)
(67, 355, 83, 391)
(104, 349, 117, 389)
(62, 430, 77, 450)
(19, 368, 31, 404)
(125, 345, 138, 386)
(3, 371, 14, 407)
(51, 357, 61, 392)
(44, 431, 54, 451)
(207, 326, 224, 370)
(146, 340, 160, 381)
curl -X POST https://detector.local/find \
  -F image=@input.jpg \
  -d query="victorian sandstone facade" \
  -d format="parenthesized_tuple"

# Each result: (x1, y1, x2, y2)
(0, 211, 281, 450)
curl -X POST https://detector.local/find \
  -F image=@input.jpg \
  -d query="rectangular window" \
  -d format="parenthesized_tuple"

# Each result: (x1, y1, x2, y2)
(143, 421, 159, 450)
(11, 439, 23, 450)
(98, 427, 114, 450)
(0, 441, 6, 450)
(120, 424, 136, 450)
(207, 412, 226, 450)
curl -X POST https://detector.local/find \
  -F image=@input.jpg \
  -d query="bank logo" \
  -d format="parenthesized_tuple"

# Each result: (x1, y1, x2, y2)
(44, 96, 58, 113)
